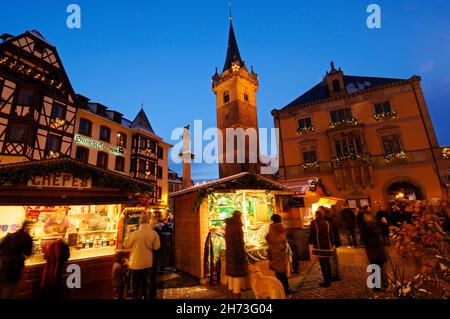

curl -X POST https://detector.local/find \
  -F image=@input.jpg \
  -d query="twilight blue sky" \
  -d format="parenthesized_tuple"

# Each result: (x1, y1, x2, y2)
(1, 1, 449, 180)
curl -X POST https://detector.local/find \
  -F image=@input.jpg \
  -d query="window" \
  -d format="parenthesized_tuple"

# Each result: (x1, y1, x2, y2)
(45, 134, 62, 153)
(34, 43, 44, 55)
(374, 101, 392, 115)
(335, 136, 364, 157)
(139, 137, 147, 149)
(99, 126, 110, 142)
(75, 146, 89, 163)
(115, 156, 125, 172)
(157, 146, 164, 159)
(298, 117, 313, 129)
(7, 123, 28, 142)
(244, 92, 249, 102)
(332, 79, 341, 92)
(17, 89, 34, 106)
(303, 151, 317, 163)
(97, 152, 109, 169)
(330, 108, 353, 123)
(157, 166, 163, 179)
(157, 187, 162, 199)
(117, 132, 127, 148)
(138, 159, 146, 172)
(50, 102, 66, 120)
(223, 91, 230, 104)
(78, 118, 92, 136)
(148, 140, 156, 153)
(382, 136, 402, 154)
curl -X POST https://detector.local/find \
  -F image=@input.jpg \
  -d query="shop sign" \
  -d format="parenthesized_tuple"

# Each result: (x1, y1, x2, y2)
(109, 146, 124, 155)
(74, 134, 104, 149)
(74, 134, 124, 155)
(27, 173, 92, 189)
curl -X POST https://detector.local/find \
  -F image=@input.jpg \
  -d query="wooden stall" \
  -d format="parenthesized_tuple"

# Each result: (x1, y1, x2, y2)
(170, 173, 294, 284)
(0, 158, 154, 298)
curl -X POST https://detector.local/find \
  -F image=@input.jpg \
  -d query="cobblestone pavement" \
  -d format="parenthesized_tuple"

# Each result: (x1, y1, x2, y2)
(158, 247, 387, 299)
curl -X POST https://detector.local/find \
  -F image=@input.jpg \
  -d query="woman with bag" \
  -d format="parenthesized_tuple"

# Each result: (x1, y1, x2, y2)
(309, 210, 335, 288)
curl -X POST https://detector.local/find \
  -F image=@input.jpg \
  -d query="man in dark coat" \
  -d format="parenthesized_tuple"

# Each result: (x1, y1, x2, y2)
(224, 211, 248, 299)
(265, 214, 292, 294)
(309, 210, 335, 287)
(0, 221, 33, 299)
(375, 205, 391, 245)
(360, 212, 388, 291)
(340, 203, 358, 248)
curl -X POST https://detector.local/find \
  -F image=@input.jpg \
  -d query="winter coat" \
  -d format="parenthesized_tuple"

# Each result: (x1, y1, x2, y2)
(340, 208, 356, 230)
(309, 219, 335, 258)
(0, 230, 33, 283)
(125, 224, 161, 270)
(265, 223, 287, 273)
(224, 218, 248, 277)
(40, 239, 70, 288)
(360, 221, 387, 264)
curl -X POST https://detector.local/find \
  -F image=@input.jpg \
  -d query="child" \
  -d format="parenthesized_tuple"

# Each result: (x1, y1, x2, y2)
(112, 251, 127, 299)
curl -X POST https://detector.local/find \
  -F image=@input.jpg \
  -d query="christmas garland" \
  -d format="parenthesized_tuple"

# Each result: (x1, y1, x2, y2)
(0, 159, 154, 193)
(442, 147, 450, 160)
(328, 118, 358, 129)
(385, 151, 406, 163)
(192, 174, 286, 212)
(374, 109, 397, 121)
(296, 126, 315, 135)
(308, 178, 331, 196)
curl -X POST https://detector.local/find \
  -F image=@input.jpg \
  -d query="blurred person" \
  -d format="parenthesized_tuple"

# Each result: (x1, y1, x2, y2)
(376, 205, 391, 245)
(224, 211, 248, 299)
(360, 212, 388, 291)
(309, 210, 335, 288)
(322, 206, 341, 281)
(340, 203, 358, 248)
(112, 251, 128, 299)
(125, 214, 161, 299)
(265, 214, 293, 295)
(0, 221, 33, 299)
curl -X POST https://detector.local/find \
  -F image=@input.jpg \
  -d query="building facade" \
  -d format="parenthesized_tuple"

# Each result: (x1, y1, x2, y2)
(272, 62, 449, 208)
(0, 30, 171, 209)
(212, 18, 260, 178)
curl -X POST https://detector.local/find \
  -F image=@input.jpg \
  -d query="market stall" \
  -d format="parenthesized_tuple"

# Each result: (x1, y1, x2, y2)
(170, 173, 294, 284)
(0, 158, 155, 298)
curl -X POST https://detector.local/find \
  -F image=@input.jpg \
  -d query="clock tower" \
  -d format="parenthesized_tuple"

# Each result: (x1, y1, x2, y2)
(212, 17, 260, 178)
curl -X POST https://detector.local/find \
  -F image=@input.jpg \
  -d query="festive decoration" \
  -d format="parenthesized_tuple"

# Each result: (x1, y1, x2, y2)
(192, 174, 287, 212)
(374, 109, 397, 121)
(308, 178, 331, 196)
(296, 126, 315, 135)
(328, 118, 358, 129)
(331, 153, 368, 167)
(442, 147, 450, 159)
(0, 55, 66, 94)
(0, 158, 155, 193)
(50, 118, 67, 128)
(385, 151, 407, 163)
(302, 161, 320, 169)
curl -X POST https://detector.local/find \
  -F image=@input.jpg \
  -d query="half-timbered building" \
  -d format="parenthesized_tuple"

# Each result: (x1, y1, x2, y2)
(0, 30, 77, 164)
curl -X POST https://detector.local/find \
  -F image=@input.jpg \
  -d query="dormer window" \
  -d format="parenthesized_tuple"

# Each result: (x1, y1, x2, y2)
(223, 91, 230, 104)
(332, 79, 341, 92)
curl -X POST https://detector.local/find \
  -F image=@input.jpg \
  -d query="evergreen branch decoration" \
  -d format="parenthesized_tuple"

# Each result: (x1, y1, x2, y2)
(191, 174, 287, 212)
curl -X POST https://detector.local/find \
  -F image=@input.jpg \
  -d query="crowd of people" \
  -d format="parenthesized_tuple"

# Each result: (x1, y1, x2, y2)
(308, 199, 450, 291)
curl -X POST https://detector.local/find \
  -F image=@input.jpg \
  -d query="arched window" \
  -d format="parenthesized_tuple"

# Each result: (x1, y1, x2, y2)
(332, 79, 341, 92)
(223, 91, 230, 104)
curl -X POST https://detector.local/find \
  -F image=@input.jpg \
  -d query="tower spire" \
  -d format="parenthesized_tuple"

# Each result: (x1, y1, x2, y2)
(223, 10, 243, 72)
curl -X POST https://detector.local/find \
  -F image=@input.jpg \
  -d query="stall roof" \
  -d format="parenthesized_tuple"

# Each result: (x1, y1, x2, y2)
(0, 158, 155, 193)
(281, 178, 315, 195)
(170, 172, 294, 197)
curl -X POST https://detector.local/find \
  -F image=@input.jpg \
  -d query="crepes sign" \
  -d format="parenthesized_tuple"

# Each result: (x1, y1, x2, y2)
(27, 173, 92, 189)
